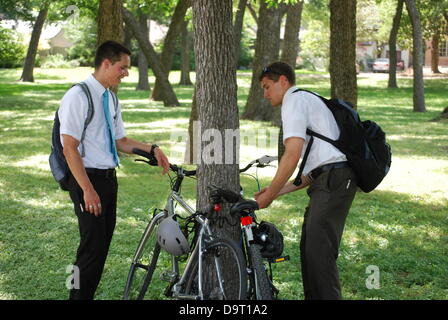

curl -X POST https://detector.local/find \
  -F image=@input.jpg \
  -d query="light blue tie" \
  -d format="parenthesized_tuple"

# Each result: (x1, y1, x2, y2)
(103, 90, 119, 166)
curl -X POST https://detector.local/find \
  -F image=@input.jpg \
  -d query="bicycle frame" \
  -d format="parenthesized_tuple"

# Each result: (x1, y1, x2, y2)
(166, 191, 209, 300)
(142, 181, 223, 300)
(125, 148, 248, 300)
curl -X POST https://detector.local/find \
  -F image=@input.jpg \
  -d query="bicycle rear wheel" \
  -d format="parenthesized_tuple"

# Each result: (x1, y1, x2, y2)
(123, 215, 166, 300)
(248, 244, 273, 300)
(185, 238, 247, 300)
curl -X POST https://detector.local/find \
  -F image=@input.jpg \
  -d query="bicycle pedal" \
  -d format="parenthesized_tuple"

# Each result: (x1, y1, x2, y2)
(160, 271, 177, 282)
(269, 255, 290, 263)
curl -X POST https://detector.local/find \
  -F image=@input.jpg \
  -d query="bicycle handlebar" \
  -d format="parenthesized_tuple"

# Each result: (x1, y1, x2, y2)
(133, 149, 277, 179)
(239, 155, 278, 173)
(132, 148, 197, 176)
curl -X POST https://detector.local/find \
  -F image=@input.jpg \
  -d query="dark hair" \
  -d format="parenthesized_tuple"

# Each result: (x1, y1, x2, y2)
(259, 61, 295, 84)
(94, 40, 131, 69)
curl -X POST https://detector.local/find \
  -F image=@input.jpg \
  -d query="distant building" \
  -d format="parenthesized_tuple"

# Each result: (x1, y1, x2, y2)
(424, 38, 448, 67)
(356, 41, 410, 71)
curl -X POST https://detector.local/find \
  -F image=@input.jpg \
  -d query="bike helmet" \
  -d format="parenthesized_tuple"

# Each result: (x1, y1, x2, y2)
(254, 221, 284, 259)
(157, 215, 190, 256)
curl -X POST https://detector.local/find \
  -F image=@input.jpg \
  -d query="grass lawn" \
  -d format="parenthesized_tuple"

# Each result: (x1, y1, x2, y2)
(0, 67, 447, 300)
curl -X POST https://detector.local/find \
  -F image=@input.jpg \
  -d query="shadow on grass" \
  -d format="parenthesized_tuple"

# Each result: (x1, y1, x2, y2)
(2, 163, 447, 300)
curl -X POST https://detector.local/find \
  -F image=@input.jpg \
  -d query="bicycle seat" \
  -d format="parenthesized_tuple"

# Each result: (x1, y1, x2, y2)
(230, 200, 259, 216)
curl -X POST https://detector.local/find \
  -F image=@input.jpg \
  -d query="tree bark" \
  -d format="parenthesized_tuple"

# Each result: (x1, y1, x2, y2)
(151, 0, 191, 101)
(246, 2, 258, 25)
(388, 0, 404, 89)
(280, 0, 303, 69)
(243, 1, 283, 121)
(233, 0, 248, 68)
(329, 0, 358, 108)
(97, 0, 124, 45)
(192, 0, 240, 239)
(123, 8, 180, 106)
(431, 32, 441, 74)
(179, 18, 193, 85)
(136, 14, 151, 91)
(20, 6, 48, 82)
(184, 87, 197, 164)
(405, 0, 426, 112)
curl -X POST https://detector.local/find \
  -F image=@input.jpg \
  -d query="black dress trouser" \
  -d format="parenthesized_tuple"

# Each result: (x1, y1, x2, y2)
(68, 171, 118, 300)
(300, 166, 357, 300)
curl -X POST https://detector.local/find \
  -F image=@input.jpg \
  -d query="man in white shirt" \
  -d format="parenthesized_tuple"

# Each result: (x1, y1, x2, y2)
(255, 62, 357, 299)
(59, 40, 170, 300)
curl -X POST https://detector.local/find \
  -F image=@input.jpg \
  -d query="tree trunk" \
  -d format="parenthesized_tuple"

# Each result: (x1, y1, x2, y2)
(243, 1, 283, 121)
(97, 0, 124, 45)
(233, 0, 248, 68)
(184, 87, 198, 164)
(97, 0, 124, 93)
(20, 6, 48, 82)
(246, 2, 258, 24)
(136, 14, 151, 91)
(123, 8, 180, 106)
(179, 18, 193, 85)
(192, 0, 240, 258)
(329, 0, 358, 108)
(405, 0, 426, 112)
(388, 0, 404, 89)
(280, 0, 303, 69)
(152, 0, 191, 101)
(277, 0, 304, 158)
(431, 32, 441, 74)
(123, 22, 133, 50)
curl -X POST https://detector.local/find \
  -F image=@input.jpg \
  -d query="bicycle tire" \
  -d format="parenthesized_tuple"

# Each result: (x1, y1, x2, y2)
(185, 238, 247, 300)
(123, 217, 163, 300)
(248, 244, 273, 300)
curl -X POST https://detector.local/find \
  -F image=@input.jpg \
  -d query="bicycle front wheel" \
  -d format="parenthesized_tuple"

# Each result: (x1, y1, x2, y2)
(185, 238, 247, 300)
(123, 215, 165, 300)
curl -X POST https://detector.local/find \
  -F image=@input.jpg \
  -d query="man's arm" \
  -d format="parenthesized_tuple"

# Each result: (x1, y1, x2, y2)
(116, 137, 170, 174)
(62, 134, 102, 216)
(255, 137, 304, 209)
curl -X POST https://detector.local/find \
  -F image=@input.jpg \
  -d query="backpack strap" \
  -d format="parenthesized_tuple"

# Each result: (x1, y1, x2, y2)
(290, 88, 335, 186)
(72, 82, 94, 157)
(292, 135, 314, 186)
(109, 89, 119, 115)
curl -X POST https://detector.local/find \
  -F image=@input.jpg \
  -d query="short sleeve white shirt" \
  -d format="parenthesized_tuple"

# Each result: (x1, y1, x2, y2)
(58, 74, 126, 169)
(281, 86, 346, 175)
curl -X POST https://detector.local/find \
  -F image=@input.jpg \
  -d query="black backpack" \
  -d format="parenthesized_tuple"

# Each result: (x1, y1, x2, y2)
(292, 89, 392, 193)
(49, 82, 118, 191)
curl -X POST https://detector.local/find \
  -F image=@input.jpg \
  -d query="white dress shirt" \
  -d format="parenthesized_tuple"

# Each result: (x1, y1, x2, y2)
(281, 86, 346, 175)
(58, 74, 126, 169)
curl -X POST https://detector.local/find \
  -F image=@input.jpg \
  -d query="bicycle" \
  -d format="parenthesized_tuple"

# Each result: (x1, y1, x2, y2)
(209, 155, 290, 300)
(122, 148, 247, 300)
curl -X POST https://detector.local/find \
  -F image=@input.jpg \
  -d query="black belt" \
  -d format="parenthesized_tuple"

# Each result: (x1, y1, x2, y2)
(308, 161, 349, 181)
(85, 168, 116, 178)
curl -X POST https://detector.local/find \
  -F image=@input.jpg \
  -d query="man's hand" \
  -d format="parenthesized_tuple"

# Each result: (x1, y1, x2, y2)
(116, 137, 170, 175)
(83, 187, 102, 216)
(154, 147, 170, 175)
(254, 137, 304, 209)
(63, 134, 101, 216)
(254, 187, 268, 199)
(255, 186, 275, 209)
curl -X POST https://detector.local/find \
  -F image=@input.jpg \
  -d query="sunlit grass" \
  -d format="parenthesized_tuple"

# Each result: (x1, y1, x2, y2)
(0, 67, 447, 300)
